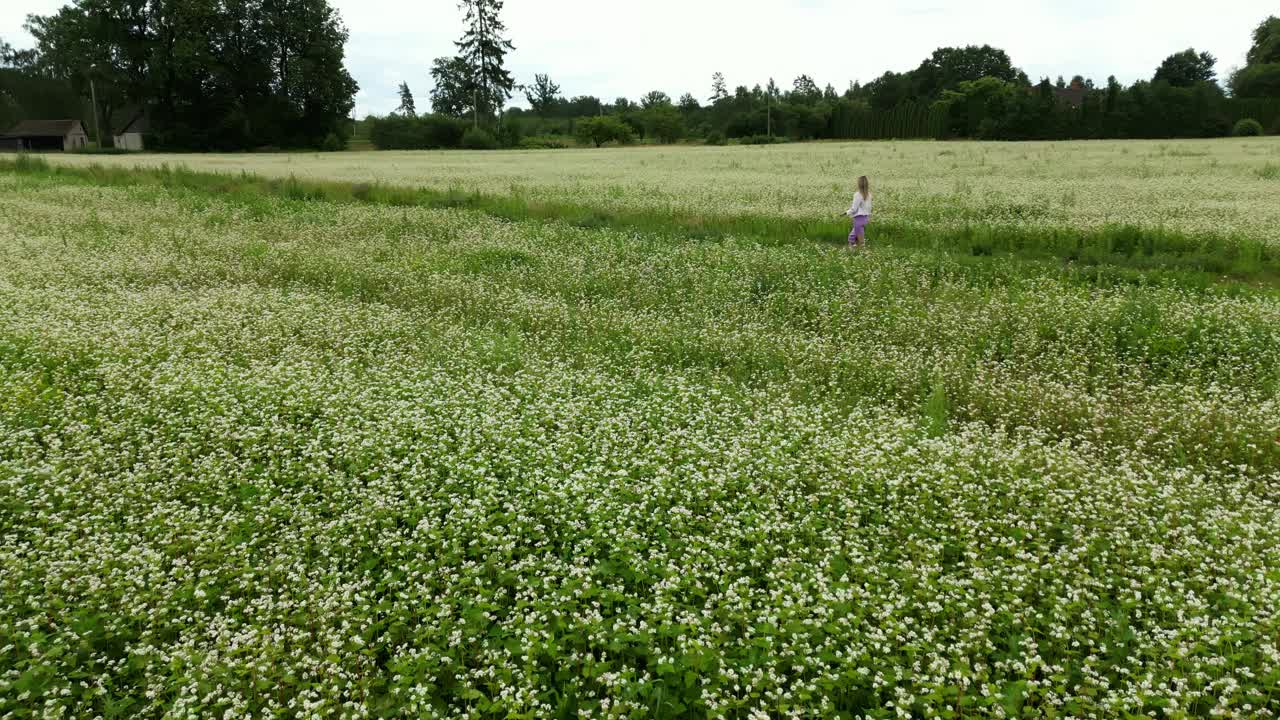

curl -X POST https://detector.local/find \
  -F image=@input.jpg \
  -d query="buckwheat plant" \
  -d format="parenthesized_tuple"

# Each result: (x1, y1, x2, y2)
(0, 163, 1277, 719)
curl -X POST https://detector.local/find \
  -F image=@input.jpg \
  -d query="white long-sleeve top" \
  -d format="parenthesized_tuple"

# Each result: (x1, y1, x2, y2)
(845, 191, 872, 217)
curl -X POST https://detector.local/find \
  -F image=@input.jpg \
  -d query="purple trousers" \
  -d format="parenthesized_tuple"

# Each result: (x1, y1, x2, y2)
(849, 215, 870, 246)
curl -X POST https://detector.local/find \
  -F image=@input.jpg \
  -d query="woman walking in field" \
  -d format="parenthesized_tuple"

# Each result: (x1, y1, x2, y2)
(842, 175, 872, 249)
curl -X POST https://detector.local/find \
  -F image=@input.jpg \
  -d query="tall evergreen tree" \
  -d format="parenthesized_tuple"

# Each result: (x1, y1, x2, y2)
(709, 72, 727, 103)
(455, 0, 515, 124)
(396, 82, 416, 116)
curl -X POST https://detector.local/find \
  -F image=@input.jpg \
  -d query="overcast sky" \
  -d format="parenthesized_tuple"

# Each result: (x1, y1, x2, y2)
(3, 1, 1275, 116)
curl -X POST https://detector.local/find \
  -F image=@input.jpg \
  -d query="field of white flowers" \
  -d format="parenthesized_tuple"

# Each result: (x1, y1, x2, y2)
(1, 147, 1278, 719)
(47, 138, 1280, 243)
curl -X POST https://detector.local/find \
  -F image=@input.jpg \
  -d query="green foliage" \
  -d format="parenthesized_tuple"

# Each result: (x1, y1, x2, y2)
(704, 130, 726, 146)
(368, 114, 467, 149)
(709, 72, 728, 103)
(25, 0, 357, 150)
(1230, 63, 1280, 99)
(935, 76, 1019, 138)
(9, 153, 50, 172)
(1153, 48, 1218, 87)
(395, 82, 416, 117)
(495, 118, 522, 148)
(524, 73, 561, 116)
(913, 44, 1026, 99)
(1, 150, 1278, 717)
(923, 373, 950, 437)
(321, 132, 345, 151)
(640, 90, 671, 109)
(1230, 18, 1280, 101)
(1233, 118, 1264, 136)
(0, 68, 89, 132)
(574, 115, 633, 147)
(643, 104, 685, 143)
(1246, 15, 1280, 65)
(429, 56, 474, 117)
(518, 134, 571, 149)
(461, 126, 498, 150)
(454, 0, 516, 118)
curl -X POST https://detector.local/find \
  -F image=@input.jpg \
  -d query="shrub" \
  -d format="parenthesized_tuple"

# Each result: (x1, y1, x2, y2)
(737, 134, 783, 145)
(461, 127, 499, 150)
(496, 120, 523, 148)
(368, 114, 466, 150)
(575, 116, 634, 147)
(321, 132, 344, 152)
(519, 135, 572, 149)
(705, 131, 726, 146)
(1232, 118, 1264, 137)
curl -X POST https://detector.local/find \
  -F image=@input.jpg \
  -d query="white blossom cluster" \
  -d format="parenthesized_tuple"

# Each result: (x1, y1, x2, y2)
(47, 137, 1280, 243)
(0, 169, 1278, 719)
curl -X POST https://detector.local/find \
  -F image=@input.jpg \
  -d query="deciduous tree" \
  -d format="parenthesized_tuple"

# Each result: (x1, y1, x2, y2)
(25, 0, 356, 149)
(644, 104, 684, 143)
(574, 115, 631, 147)
(1154, 49, 1217, 87)
(430, 56, 473, 117)
(1246, 15, 1280, 65)
(640, 90, 671, 109)
(525, 73, 560, 116)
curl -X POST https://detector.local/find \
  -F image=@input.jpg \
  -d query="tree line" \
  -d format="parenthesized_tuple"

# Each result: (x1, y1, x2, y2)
(4, 3, 1278, 151)
(379, 13, 1280, 149)
(2, 0, 357, 150)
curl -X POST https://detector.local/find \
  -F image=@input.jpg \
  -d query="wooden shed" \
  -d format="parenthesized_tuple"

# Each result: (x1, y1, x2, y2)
(113, 113, 149, 151)
(0, 119, 90, 151)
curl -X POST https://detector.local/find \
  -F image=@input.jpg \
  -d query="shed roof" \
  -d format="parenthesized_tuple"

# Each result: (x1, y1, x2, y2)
(2, 119, 85, 138)
(116, 113, 150, 135)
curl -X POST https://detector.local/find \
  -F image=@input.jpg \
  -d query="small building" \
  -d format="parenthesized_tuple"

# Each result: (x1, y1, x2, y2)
(0, 119, 90, 151)
(1053, 86, 1087, 109)
(113, 113, 149, 151)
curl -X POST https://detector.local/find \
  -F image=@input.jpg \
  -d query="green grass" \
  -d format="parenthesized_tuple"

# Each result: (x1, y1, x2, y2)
(346, 119, 375, 151)
(5, 155, 1277, 287)
(1, 153, 1278, 719)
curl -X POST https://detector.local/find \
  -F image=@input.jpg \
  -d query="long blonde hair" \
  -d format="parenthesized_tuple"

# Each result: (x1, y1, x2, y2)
(858, 175, 871, 199)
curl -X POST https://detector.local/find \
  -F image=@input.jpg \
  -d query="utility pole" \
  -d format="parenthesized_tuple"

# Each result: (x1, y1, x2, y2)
(88, 66, 102, 148)
(473, 88, 479, 129)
